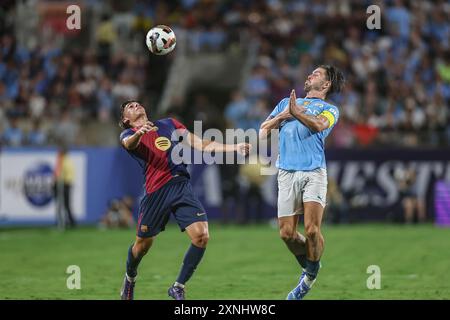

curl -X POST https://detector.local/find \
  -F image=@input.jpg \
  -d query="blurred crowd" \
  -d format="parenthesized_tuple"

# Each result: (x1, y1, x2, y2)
(0, 34, 150, 146)
(1, 0, 449, 148)
(218, 0, 450, 147)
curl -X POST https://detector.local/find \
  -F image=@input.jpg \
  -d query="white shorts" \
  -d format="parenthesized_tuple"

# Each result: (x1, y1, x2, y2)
(277, 168, 327, 217)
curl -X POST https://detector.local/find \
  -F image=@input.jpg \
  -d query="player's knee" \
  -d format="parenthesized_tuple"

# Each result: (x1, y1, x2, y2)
(199, 232, 210, 247)
(305, 225, 320, 240)
(192, 230, 209, 248)
(279, 227, 295, 242)
(135, 238, 153, 255)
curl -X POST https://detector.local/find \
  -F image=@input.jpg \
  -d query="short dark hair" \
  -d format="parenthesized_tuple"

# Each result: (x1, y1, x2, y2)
(118, 100, 138, 129)
(319, 65, 345, 98)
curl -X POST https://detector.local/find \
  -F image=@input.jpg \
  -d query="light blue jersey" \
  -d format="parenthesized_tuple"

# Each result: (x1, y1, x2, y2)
(269, 97, 339, 171)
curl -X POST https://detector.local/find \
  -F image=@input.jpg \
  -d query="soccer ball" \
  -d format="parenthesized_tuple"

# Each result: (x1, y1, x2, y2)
(145, 25, 176, 55)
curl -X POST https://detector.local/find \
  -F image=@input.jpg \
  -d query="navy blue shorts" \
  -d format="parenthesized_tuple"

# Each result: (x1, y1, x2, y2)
(136, 176, 207, 238)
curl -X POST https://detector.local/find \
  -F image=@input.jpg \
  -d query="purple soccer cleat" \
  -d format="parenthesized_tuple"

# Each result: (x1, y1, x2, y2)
(120, 274, 136, 300)
(168, 284, 185, 300)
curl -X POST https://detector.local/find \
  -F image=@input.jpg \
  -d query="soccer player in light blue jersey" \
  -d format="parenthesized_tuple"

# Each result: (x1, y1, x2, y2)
(259, 65, 345, 300)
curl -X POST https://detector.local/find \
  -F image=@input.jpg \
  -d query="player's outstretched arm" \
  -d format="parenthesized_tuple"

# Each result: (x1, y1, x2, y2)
(185, 131, 251, 156)
(122, 123, 153, 150)
(288, 90, 330, 132)
(259, 108, 292, 140)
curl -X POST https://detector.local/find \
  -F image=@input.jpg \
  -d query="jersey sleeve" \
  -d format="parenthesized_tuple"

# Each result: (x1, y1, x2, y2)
(319, 104, 339, 128)
(171, 118, 189, 142)
(120, 128, 149, 157)
(171, 118, 188, 133)
(267, 98, 289, 120)
(119, 129, 135, 145)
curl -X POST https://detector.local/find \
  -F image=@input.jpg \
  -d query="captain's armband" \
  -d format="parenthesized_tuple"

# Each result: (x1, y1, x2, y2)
(319, 110, 335, 128)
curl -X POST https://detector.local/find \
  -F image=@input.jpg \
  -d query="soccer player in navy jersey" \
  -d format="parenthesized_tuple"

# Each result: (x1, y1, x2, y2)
(260, 65, 344, 300)
(118, 101, 251, 300)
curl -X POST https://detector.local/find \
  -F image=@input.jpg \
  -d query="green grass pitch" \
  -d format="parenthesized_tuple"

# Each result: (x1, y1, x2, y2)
(0, 223, 449, 299)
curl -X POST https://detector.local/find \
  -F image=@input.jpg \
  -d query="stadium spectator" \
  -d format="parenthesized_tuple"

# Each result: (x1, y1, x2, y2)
(2, 115, 23, 147)
(224, 90, 251, 130)
(218, 164, 242, 225)
(95, 14, 117, 65)
(238, 155, 268, 224)
(29, 90, 46, 119)
(191, 93, 222, 130)
(99, 196, 135, 229)
(326, 177, 349, 224)
(352, 114, 380, 147)
(329, 114, 354, 147)
(97, 77, 114, 122)
(395, 167, 427, 224)
(246, 98, 271, 131)
(51, 109, 80, 146)
(244, 66, 270, 101)
(26, 119, 48, 146)
(54, 146, 76, 229)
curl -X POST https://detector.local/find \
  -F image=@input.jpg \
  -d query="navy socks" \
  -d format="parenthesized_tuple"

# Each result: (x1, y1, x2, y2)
(126, 242, 206, 284)
(126, 244, 143, 278)
(176, 244, 206, 285)
(305, 258, 321, 280)
(295, 254, 307, 269)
